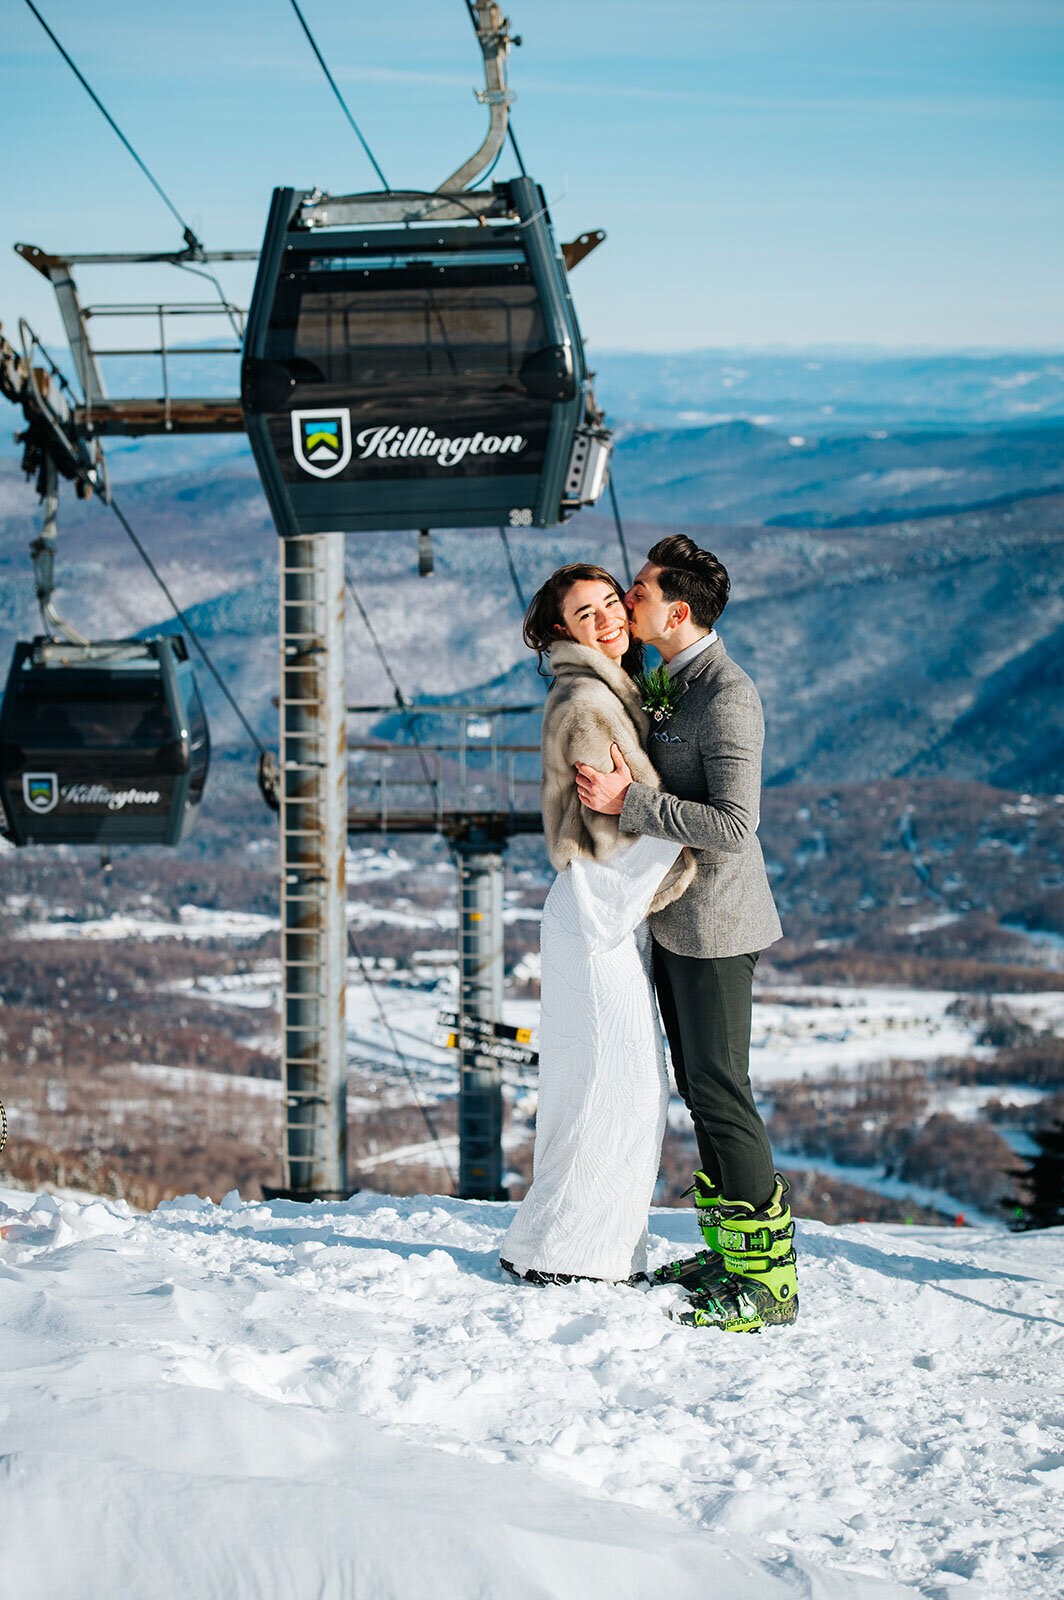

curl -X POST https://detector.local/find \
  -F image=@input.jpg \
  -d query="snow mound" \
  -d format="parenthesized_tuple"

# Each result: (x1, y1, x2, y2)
(2, 1185, 1063, 1599)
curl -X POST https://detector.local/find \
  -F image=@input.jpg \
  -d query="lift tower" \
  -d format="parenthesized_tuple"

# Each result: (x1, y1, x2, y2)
(277, 534, 349, 1198)
(346, 723, 543, 1201)
(455, 827, 507, 1199)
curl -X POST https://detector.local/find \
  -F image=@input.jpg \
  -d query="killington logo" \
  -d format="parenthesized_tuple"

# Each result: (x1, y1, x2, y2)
(22, 772, 58, 814)
(291, 409, 352, 479)
(62, 784, 162, 811)
(355, 425, 527, 468)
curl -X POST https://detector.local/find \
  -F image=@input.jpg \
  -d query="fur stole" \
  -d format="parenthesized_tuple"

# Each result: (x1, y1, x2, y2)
(541, 641, 695, 913)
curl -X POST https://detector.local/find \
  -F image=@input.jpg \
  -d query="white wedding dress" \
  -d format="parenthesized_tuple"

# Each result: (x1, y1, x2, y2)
(500, 833, 683, 1282)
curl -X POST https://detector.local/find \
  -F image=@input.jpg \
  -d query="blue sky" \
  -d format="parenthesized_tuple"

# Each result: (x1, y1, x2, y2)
(2, 0, 1061, 353)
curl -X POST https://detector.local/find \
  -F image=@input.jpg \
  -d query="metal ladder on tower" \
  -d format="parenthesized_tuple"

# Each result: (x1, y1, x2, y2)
(272, 531, 349, 1199)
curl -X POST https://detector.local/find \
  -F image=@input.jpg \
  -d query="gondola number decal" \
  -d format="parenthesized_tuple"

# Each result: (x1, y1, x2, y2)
(509, 508, 533, 526)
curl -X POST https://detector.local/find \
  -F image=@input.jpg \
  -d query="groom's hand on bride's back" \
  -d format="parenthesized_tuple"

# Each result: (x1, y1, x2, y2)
(575, 744, 632, 815)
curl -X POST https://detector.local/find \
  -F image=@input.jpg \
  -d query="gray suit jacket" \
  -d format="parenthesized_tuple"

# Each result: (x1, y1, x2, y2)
(618, 636, 782, 958)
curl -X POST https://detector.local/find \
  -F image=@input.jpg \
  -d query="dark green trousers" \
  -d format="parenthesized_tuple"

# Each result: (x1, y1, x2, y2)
(652, 942, 775, 1208)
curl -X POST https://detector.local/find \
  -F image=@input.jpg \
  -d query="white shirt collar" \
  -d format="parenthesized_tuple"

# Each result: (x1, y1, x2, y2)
(665, 630, 717, 679)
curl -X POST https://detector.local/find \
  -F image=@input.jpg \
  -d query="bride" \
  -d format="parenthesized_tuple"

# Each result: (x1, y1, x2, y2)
(500, 564, 694, 1284)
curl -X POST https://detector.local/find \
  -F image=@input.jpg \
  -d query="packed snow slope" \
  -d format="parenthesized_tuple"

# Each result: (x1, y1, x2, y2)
(2, 1187, 1063, 1600)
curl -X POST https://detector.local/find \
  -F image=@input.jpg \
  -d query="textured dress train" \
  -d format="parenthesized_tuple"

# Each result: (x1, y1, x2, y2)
(500, 833, 682, 1281)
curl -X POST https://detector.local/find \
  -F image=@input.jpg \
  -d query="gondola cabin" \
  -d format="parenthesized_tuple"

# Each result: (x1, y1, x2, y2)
(0, 636, 209, 847)
(241, 176, 611, 536)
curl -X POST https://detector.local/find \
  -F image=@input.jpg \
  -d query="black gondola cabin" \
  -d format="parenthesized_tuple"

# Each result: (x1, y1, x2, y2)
(241, 177, 610, 536)
(0, 636, 210, 847)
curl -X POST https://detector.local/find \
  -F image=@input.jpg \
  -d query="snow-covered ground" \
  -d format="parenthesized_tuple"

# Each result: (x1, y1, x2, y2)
(750, 986, 1045, 1083)
(14, 902, 279, 943)
(771, 1155, 1003, 1227)
(1000, 923, 1064, 969)
(12, 884, 1064, 1090)
(2, 1184, 1062, 1600)
(8, 881, 1063, 1221)
(157, 961, 1064, 1213)
(176, 963, 1064, 1094)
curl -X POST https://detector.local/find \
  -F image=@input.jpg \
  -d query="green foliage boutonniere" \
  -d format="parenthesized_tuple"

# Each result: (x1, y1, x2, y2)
(635, 663, 685, 723)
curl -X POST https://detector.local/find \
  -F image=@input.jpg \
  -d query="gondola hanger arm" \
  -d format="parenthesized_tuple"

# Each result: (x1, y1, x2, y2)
(29, 452, 89, 647)
(435, 1, 519, 195)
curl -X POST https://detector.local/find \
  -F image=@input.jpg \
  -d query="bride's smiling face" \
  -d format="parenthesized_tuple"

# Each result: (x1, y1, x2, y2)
(556, 580, 629, 660)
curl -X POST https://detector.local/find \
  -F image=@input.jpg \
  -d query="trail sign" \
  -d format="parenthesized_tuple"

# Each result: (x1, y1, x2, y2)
(436, 1010, 536, 1047)
(432, 1026, 538, 1067)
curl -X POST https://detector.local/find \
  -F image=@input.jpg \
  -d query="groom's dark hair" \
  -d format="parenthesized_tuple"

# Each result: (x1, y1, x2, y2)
(647, 535, 730, 630)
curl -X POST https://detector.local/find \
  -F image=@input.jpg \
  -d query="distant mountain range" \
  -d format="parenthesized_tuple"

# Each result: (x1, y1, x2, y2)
(1, 351, 1061, 794)
(369, 492, 1064, 795)
(610, 419, 1064, 527)
(592, 349, 1064, 431)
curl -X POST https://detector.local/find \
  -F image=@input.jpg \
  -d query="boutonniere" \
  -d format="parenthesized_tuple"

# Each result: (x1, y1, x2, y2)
(634, 664, 685, 723)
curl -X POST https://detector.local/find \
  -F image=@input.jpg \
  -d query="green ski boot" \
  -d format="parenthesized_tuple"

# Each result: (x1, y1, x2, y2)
(667, 1276, 766, 1333)
(685, 1173, 799, 1331)
(651, 1171, 734, 1293)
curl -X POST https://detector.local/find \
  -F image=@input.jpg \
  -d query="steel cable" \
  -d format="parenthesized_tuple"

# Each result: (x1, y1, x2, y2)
(21, 0, 248, 339)
(607, 474, 634, 588)
(288, 0, 391, 189)
(506, 122, 529, 178)
(497, 526, 527, 613)
(344, 567, 438, 798)
(108, 495, 267, 756)
(346, 925, 457, 1188)
(21, 0, 202, 251)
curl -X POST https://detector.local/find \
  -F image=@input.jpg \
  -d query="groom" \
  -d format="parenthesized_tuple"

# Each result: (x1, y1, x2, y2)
(574, 534, 798, 1330)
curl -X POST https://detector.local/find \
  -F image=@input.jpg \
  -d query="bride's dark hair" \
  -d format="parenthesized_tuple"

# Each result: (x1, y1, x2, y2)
(523, 563, 643, 678)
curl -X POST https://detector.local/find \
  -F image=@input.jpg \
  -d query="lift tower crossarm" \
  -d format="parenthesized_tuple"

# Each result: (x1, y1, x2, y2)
(12, 243, 257, 439)
(15, 244, 260, 268)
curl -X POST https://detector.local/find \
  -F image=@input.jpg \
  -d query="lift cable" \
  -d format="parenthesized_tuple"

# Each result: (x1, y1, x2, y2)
(344, 568, 438, 797)
(346, 924, 457, 1188)
(21, 0, 204, 253)
(505, 122, 529, 179)
(607, 474, 634, 588)
(22, 0, 243, 341)
(497, 526, 527, 613)
(107, 495, 268, 756)
(288, 0, 391, 190)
